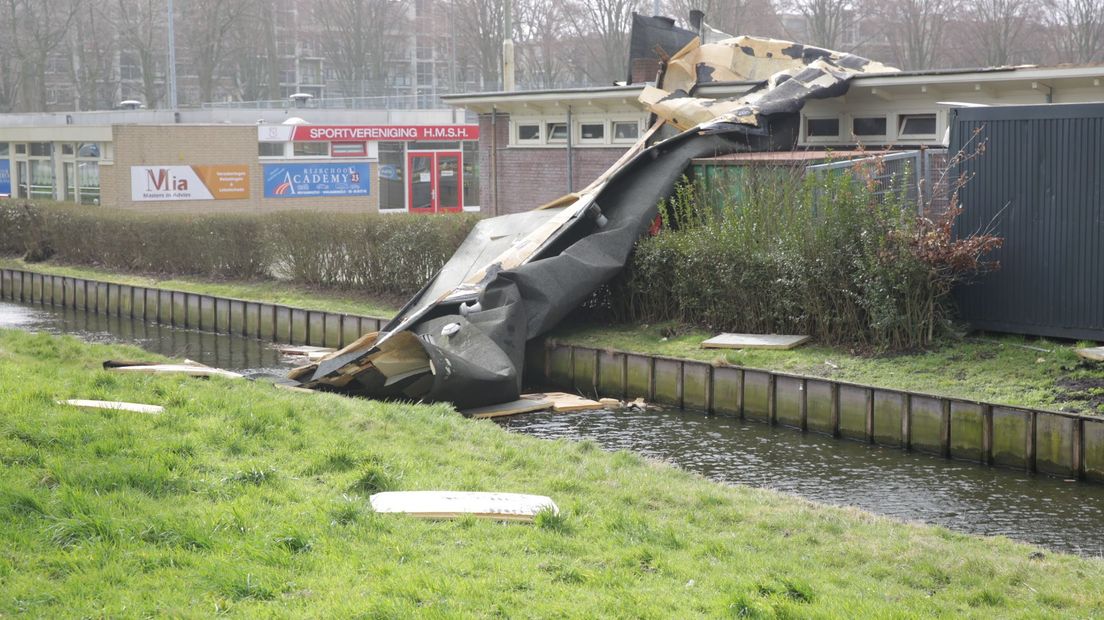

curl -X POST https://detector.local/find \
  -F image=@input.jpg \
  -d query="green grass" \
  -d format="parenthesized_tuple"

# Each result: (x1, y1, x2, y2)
(1, 329, 1103, 617)
(550, 321, 1104, 414)
(0, 258, 402, 319)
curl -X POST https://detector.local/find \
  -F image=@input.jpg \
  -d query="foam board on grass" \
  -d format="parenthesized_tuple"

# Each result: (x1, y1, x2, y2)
(701, 333, 810, 350)
(369, 491, 558, 522)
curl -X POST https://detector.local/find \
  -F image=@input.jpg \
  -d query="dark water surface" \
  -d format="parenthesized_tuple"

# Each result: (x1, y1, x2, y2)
(4, 299, 1104, 556)
(0, 300, 291, 375)
(499, 407, 1104, 557)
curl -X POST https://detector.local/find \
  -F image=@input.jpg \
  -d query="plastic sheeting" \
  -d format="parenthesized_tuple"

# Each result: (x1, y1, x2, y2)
(288, 35, 897, 409)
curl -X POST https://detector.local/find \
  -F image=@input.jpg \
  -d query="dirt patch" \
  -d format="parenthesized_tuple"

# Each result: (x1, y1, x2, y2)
(1055, 376, 1104, 413)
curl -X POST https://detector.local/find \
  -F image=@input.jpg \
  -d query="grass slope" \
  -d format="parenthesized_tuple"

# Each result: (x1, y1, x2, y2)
(0, 329, 1102, 617)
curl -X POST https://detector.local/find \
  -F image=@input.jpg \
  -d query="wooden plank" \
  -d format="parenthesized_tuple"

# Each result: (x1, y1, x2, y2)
(60, 399, 164, 414)
(463, 398, 554, 419)
(522, 391, 603, 412)
(369, 491, 558, 522)
(105, 363, 244, 379)
(701, 333, 811, 350)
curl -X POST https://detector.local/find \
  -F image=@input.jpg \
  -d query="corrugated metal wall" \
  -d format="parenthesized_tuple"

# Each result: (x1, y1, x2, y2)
(951, 103, 1104, 341)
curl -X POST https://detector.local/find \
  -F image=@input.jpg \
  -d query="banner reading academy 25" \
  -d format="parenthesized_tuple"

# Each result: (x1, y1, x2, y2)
(0, 160, 10, 196)
(263, 163, 370, 198)
(131, 165, 250, 201)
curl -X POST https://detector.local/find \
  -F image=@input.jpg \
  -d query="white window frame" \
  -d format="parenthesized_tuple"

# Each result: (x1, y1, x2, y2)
(611, 119, 642, 144)
(545, 121, 568, 144)
(576, 120, 607, 144)
(802, 115, 842, 143)
(514, 121, 541, 144)
(849, 114, 889, 141)
(896, 112, 939, 139)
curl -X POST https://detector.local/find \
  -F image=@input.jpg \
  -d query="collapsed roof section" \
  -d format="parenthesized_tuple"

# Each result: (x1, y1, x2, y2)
(288, 35, 897, 409)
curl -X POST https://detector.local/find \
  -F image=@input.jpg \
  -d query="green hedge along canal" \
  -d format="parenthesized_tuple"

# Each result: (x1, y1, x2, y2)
(3, 299, 1103, 556)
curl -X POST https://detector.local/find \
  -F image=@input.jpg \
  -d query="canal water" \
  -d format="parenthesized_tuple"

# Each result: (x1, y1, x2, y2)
(3, 299, 1104, 556)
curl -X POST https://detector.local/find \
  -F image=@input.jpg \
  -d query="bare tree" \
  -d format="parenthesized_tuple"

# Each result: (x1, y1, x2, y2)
(116, 0, 165, 107)
(514, 0, 567, 88)
(874, 0, 953, 69)
(67, 2, 118, 110)
(3, 0, 82, 111)
(564, 0, 642, 85)
(178, 0, 251, 103)
(452, 0, 509, 90)
(663, 0, 749, 35)
(314, 0, 410, 98)
(965, 0, 1029, 65)
(780, 0, 854, 49)
(1045, 0, 1104, 63)
(229, 0, 281, 102)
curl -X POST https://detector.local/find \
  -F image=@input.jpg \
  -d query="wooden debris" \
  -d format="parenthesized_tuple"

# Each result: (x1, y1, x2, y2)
(276, 345, 336, 362)
(463, 398, 554, 419)
(701, 333, 811, 350)
(369, 491, 558, 522)
(598, 398, 621, 407)
(104, 361, 244, 380)
(522, 392, 603, 412)
(1076, 346, 1104, 362)
(59, 399, 164, 414)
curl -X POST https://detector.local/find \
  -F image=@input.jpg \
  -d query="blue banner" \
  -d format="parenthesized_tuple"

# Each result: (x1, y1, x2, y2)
(263, 163, 370, 198)
(0, 160, 10, 196)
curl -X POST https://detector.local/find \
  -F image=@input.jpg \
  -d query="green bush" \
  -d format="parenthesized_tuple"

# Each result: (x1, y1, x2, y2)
(0, 200, 478, 298)
(601, 167, 999, 351)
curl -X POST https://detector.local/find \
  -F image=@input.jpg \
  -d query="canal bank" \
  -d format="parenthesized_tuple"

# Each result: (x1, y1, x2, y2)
(4, 264, 1103, 486)
(6, 297, 1104, 555)
(1, 327, 1103, 617)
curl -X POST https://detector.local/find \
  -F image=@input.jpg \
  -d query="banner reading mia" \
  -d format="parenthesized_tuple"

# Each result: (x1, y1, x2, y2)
(264, 163, 370, 198)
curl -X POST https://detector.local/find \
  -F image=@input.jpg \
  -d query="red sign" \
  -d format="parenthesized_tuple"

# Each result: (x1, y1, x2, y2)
(290, 125, 479, 142)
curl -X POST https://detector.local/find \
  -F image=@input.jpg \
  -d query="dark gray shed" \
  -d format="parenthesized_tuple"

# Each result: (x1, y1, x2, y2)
(951, 103, 1104, 341)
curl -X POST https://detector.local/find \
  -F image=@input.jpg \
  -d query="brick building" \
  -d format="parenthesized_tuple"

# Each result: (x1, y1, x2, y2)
(0, 106, 480, 214)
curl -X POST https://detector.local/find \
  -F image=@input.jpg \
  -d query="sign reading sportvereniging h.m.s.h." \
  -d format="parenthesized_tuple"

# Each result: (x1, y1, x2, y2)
(263, 163, 370, 198)
(130, 165, 250, 201)
(257, 125, 479, 142)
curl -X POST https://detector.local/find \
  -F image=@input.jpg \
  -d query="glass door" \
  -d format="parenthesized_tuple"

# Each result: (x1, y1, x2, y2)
(406, 151, 464, 213)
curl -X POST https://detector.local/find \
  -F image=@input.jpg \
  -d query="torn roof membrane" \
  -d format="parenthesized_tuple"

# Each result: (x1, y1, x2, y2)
(642, 36, 898, 131)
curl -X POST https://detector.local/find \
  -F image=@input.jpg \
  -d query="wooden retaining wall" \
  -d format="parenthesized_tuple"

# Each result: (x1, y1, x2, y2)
(0, 268, 387, 349)
(535, 340, 1104, 484)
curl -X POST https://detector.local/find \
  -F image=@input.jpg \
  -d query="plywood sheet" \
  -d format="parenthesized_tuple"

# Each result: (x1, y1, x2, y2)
(701, 333, 810, 350)
(60, 399, 164, 414)
(369, 491, 558, 522)
(1077, 346, 1104, 362)
(463, 398, 553, 419)
(523, 392, 603, 412)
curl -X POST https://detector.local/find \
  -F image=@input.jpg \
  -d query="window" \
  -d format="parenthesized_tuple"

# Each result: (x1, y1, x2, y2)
(30, 160, 54, 199)
(0, 143, 8, 157)
(463, 140, 479, 208)
(613, 121, 639, 142)
(378, 141, 405, 211)
(516, 123, 540, 142)
(898, 113, 937, 136)
(806, 118, 840, 138)
(293, 141, 329, 157)
(852, 116, 887, 137)
(15, 144, 26, 155)
(259, 142, 285, 157)
(76, 143, 100, 159)
(78, 162, 100, 205)
(29, 142, 52, 157)
(579, 122, 605, 141)
(546, 122, 567, 142)
(331, 142, 367, 157)
(61, 143, 74, 156)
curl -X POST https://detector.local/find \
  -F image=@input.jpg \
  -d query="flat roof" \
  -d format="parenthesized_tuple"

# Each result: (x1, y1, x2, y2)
(692, 150, 896, 166)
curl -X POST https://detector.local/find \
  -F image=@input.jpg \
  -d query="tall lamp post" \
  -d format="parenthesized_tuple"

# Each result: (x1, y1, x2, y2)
(167, 0, 178, 109)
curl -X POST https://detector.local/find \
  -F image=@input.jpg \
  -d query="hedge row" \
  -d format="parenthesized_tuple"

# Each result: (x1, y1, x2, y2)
(593, 169, 1000, 351)
(0, 201, 478, 298)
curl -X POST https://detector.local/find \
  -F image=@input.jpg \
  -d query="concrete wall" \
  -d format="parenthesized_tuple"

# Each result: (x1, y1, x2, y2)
(0, 267, 387, 349)
(536, 340, 1104, 485)
(478, 113, 629, 215)
(102, 125, 380, 214)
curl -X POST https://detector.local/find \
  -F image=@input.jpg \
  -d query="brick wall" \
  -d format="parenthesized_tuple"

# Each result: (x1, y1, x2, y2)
(103, 125, 379, 214)
(477, 113, 630, 215)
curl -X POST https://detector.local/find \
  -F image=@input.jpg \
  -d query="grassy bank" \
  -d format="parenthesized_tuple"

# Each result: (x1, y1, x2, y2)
(0, 258, 402, 319)
(550, 322, 1104, 414)
(4, 258, 1103, 414)
(1, 329, 1102, 617)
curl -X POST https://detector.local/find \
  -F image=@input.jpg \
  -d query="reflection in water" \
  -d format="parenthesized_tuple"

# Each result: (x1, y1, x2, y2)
(500, 407, 1104, 556)
(0, 300, 290, 375)
(4, 299, 1104, 555)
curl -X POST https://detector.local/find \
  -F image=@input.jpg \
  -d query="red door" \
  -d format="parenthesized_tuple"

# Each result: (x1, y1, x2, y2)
(407, 151, 463, 213)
